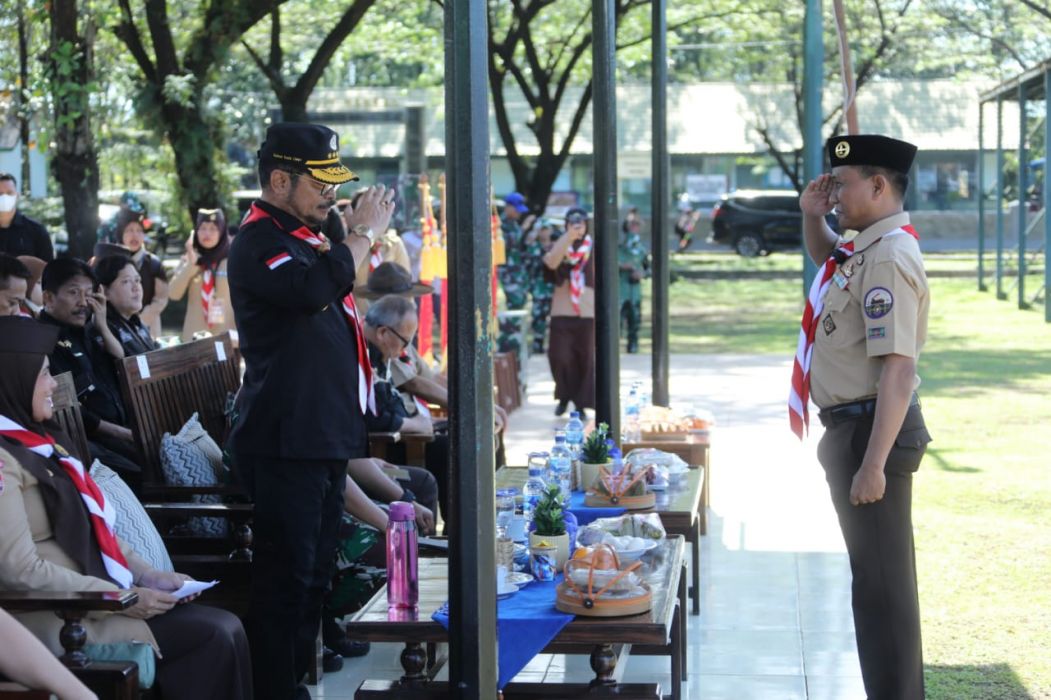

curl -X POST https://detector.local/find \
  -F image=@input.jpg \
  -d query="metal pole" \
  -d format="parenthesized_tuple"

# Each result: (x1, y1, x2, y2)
(1045, 70, 1051, 322)
(593, 0, 621, 439)
(1018, 83, 1028, 309)
(996, 96, 1006, 300)
(802, 0, 823, 292)
(444, 0, 496, 696)
(651, 0, 670, 407)
(978, 101, 987, 291)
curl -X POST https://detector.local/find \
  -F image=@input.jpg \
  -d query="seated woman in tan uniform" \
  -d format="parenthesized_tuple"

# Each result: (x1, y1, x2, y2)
(0, 315, 251, 700)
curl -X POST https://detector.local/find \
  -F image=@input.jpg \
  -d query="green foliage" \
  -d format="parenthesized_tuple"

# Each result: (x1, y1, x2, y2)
(580, 423, 611, 465)
(531, 483, 566, 537)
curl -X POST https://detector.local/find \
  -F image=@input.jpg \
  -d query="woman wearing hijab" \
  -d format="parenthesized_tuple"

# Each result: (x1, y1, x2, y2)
(0, 315, 252, 700)
(115, 209, 168, 338)
(94, 254, 158, 357)
(542, 207, 596, 418)
(168, 208, 235, 342)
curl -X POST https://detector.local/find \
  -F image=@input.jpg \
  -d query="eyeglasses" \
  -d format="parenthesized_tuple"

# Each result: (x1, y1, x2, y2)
(382, 325, 414, 350)
(284, 170, 338, 197)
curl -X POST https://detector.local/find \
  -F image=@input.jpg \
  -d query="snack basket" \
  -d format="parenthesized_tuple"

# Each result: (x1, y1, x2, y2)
(555, 544, 653, 617)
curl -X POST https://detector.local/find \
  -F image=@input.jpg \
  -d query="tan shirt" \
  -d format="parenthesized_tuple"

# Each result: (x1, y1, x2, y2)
(0, 447, 158, 655)
(168, 258, 235, 342)
(389, 343, 440, 415)
(810, 212, 929, 408)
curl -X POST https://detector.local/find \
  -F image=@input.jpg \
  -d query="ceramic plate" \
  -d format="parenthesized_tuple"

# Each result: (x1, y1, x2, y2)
(507, 572, 533, 587)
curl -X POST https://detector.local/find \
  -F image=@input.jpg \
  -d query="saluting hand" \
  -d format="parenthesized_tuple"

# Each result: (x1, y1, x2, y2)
(345, 185, 397, 235)
(849, 464, 886, 506)
(800, 174, 836, 218)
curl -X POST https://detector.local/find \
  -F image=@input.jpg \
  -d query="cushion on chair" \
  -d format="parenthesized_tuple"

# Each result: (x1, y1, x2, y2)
(158, 413, 229, 538)
(90, 460, 174, 572)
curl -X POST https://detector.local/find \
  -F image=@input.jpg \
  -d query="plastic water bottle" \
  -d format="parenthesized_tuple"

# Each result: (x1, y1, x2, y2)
(386, 501, 418, 612)
(550, 431, 573, 502)
(565, 411, 585, 459)
(624, 385, 641, 442)
(522, 452, 549, 527)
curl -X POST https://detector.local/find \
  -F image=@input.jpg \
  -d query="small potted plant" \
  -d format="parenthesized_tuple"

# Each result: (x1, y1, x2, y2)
(578, 423, 612, 491)
(529, 483, 570, 569)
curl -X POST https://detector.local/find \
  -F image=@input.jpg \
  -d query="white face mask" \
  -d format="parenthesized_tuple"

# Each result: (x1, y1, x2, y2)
(0, 194, 16, 213)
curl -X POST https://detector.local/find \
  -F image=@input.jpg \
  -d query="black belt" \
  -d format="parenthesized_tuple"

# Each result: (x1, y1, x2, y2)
(818, 393, 919, 428)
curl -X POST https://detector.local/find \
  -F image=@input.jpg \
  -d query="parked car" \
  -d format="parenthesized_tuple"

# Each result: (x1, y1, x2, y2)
(709, 190, 837, 257)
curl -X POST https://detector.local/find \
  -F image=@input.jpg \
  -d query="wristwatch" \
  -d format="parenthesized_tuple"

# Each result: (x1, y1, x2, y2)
(399, 487, 416, 504)
(351, 224, 375, 244)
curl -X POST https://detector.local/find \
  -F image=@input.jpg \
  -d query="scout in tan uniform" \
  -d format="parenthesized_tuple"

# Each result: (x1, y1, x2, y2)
(796, 135, 932, 700)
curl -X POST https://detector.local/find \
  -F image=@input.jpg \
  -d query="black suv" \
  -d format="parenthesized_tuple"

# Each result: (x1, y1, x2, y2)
(710, 190, 833, 257)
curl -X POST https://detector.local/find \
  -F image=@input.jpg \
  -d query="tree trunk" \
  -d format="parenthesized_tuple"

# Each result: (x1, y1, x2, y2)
(279, 97, 309, 124)
(49, 0, 100, 260)
(161, 100, 223, 224)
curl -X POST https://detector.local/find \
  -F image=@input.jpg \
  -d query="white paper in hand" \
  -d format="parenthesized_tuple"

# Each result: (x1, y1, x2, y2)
(172, 579, 218, 600)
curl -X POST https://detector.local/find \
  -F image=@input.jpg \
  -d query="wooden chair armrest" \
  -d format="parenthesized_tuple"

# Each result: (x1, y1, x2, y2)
(141, 485, 247, 499)
(368, 432, 401, 444)
(0, 590, 138, 614)
(399, 432, 435, 444)
(144, 503, 254, 518)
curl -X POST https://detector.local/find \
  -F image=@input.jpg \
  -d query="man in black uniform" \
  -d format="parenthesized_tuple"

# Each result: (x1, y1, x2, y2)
(228, 123, 395, 700)
(0, 173, 54, 261)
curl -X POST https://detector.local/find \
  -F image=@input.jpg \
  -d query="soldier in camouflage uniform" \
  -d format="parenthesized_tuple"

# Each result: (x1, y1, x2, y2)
(524, 219, 557, 354)
(618, 209, 650, 353)
(496, 192, 532, 356)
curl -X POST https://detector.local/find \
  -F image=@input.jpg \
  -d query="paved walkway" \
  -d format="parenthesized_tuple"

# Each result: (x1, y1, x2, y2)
(312, 353, 867, 699)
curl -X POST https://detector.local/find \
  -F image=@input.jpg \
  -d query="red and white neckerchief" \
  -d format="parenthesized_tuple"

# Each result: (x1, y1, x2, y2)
(369, 242, 383, 273)
(566, 234, 592, 315)
(200, 264, 217, 328)
(0, 416, 133, 588)
(788, 224, 919, 439)
(243, 203, 375, 414)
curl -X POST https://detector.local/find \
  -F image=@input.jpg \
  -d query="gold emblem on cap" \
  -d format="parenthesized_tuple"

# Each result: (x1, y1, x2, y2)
(835, 141, 850, 159)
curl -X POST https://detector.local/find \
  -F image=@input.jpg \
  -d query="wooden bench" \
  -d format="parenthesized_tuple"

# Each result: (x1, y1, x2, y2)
(0, 591, 140, 700)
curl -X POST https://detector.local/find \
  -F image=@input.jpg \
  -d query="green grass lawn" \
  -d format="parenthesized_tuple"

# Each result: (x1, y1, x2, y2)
(642, 252, 1051, 699)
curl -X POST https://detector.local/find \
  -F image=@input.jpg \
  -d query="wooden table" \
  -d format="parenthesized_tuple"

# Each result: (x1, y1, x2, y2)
(496, 468, 703, 616)
(622, 435, 711, 536)
(347, 537, 687, 700)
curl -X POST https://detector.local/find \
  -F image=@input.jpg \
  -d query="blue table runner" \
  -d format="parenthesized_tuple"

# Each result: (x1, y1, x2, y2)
(432, 574, 574, 689)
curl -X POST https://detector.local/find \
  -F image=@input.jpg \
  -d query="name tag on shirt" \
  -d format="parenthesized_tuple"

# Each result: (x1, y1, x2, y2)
(832, 271, 849, 289)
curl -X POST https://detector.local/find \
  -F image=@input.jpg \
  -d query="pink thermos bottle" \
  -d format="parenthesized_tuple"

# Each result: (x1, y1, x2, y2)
(386, 501, 419, 611)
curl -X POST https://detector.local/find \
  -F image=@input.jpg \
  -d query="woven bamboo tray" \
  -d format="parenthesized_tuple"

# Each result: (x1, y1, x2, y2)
(555, 581, 653, 617)
(584, 491, 656, 510)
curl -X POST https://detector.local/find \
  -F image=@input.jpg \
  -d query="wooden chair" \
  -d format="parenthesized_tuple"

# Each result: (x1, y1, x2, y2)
(51, 372, 93, 470)
(117, 333, 242, 494)
(0, 591, 140, 700)
(115, 334, 253, 613)
(493, 352, 522, 415)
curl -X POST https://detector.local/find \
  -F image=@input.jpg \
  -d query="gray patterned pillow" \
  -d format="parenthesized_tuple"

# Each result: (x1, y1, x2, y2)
(89, 460, 174, 572)
(158, 413, 229, 538)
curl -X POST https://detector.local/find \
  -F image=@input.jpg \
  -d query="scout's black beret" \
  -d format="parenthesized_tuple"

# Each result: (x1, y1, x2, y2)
(258, 123, 359, 185)
(827, 135, 917, 175)
(0, 316, 59, 354)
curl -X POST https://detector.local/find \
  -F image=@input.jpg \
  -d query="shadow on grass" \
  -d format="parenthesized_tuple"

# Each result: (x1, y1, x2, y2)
(926, 663, 1034, 700)
(921, 348, 1051, 397)
(925, 447, 981, 474)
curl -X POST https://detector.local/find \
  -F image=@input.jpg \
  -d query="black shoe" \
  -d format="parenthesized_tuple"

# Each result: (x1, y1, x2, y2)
(627, 344, 638, 354)
(322, 647, 344, 673)
(328, 637, 371, 658)
(555, 400, 568, 417)
(295, 684, 311, 700)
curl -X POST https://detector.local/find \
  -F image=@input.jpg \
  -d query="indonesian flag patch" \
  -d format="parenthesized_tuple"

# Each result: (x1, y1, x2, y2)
(266, 252, 293, 270)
